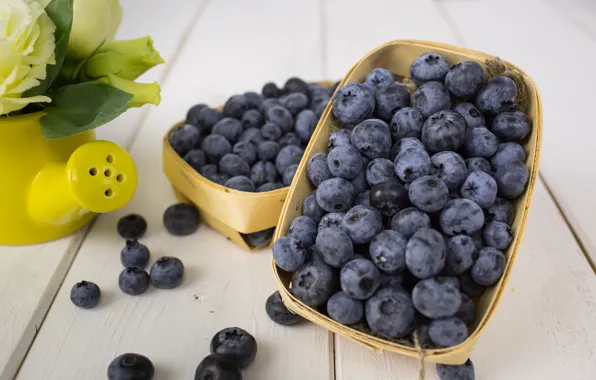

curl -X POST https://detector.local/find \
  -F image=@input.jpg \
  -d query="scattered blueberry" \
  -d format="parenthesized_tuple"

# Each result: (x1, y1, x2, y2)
(261, 122, 283, 141)
(428, 317, 468, 347)
(410, 52, 450, 84)
(440, 199, 485, 235)
(492, 110, 531, 141)
(316, 226, 354, 268)
(279, 132, 302, 147)
(303, 191, 326, 223)
(494, 161, 529, 199)
(243, 91, 263, 109)
(70, 281, 101, 309)
(394, 148, 431, 182)
(366, 286, 416, 338)
(460, 171, 498, 208)
(291, 261, 336, 307)
(150, 256, 185, 289)
(490, 142, 526, 171)
(169, 124, 200, 156)
(244, 228, 274, 247)
(476, 75, 517, 115)
(413, 81, 451, 120)
(366, 158, 397, 186)
(119, 267, 150, 296)
(251, 161, 278, 186)
(316, 177, 356, 213)
(351, 118, 392, 159)
(436, 359, 475, 380)
(260, 98, 282, 114)
(281, 92, 309, 115)
(295, 109, 318, 142)
(408, 176, 450, 213)
(275, 145, 304, 175)
(375, 83, 411, 122)
(187, 103, 207, 125)
(283, 77, 310, 98)
(421, 110, 468, 153)
(412, 277, 462, 319)
(452, 102, 486, 129)
(273, 237, 306, 272)
(332, 83, 376, 126)
(239, 127, 264, 145)
(219, 153, 251, 178)
(222, 94, 248, 119)
(327, 144, 363, 180)
(483, 220, 513, 250)
(210, 327, 257, 369)
(430, 151, 467, 191)
(257, 140, 281, 162)
(364, 67, 395, 91)
(370, 180, 410, 217)
(266, 290, 303, 326)
(390, 107, 424, 141)
(108, 353, 154, 380)
(266, 106, 294, 133)
(464, 127, 499, 158)
(201, 134, 232, 163)
(225, 176, 255, 192)
(121, 239, 150, 268)
(445, 61, 484, 99)
(328, 129, 352, 151)
(390, 207, 431, 238)
(327, 291, 364, 325)
(369, 229, 408, 274)
(163, 203, 200, 236)
(486, 197, 515, 225)
(341, 205, 384, 244)
(117, 214, 147, 239)
(196, 107, 223, 131)
(471, 247, 506, 286)
(262, 82, 280, 98)
(212, 118, 243, 143)
(465, 157, 492, 176)
(232, 141, 257, 166)
(194, 354, 241, 380)
(406, 228, 447, 279)
(445, 235, 476, 275)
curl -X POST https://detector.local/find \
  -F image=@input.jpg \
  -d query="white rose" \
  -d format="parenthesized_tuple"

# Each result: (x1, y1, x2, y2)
(0, 0, 56, 115)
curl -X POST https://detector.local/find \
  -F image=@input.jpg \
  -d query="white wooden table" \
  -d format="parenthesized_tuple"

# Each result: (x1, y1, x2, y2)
(2, 0, 596, 379)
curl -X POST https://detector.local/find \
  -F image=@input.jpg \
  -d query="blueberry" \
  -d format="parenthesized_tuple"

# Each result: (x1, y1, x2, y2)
(261, 122, 283, 141)
(471, 247, 506, 286)
(366, 158, 397, 186)
(291, 261, 336, 307)
(421, 110, 468, 152)
(369, 230, 408, 274)
(328, 80, 340, 96)
(316, 177, 356, 213)
(257, 141, 280, 162)
(365, 287, 416, 338)
(225, 176, 255, 192)
(283, 77, 310, 97)
(390, 107, 424, 141)
(273, 237, 306, 271)
(223, 95, 248, 119)
(413, 81, 451, 120)
(351, 118, 392, 159)
(374, 83, 411, 122)
(201, 134, 232, 163)
(194, 354, 241, 380)
(412, 277, 462, 319)
(197, 107, 223, 131)
(341, 258, 381, 300)
(394, 148, 431, 182)
(390, 136, 426, 160)
(492, 110, 531, 141)
(107, 353, 154, 380)
(307, 153, 332, 186)
(379, 272, 405, 289)
(219, 153, 251, 178)
(350, 169, 368, 194)
(243, 91, 263, 109)
(259, 98, 282, 114)
(232, 142, 257, 166)
(243, 228, 274, 247)
(364, 67, 395, 91)
(328, 129, 352, 151)
(316, 226, 354, 268)
(490, 142, 526, 171)
(305, 244, 326, 265)
(212, 173, 231, 186)
(310, 91, 330, 117)
(118, 267, 150, 296)
(249, 161, 277, 187)
(390, 207, 431, 239)
(436, 359, 475, 380)
(117, 214, 147, 239)
(295, 109, 317, 142)
(406, 228, 447, 279)
(280, 92, 309, 115)
(327, 144, 363, 180)
(463, 127, 499, 158)
(428, 317, 468, 347)
(200, 163, 218, 178)
(308, 82, 327, 95)
(341, 205, 384, 244)
(483, 220, 513, 250)
(410, 52, 450, 84)
(332, 83, 375, 126)
(266, 290, 303, 326)
(370, 180, 410, 217)
(455, 294, 475, 326)
(282, 164, 299, 186)
(187, 103, 208, 125)
(445, 235, 476, 275)
(275, 145, 304, 175)
(212, 118, 243, 143)
(318, 212, 345, 233)
(150, 256, 184, 289)
(239, 127, 264, 145)
(415, 324, 434, 348)
(210, 327, 257, 369)
(266, 106, 294, 133)
(445, 61, 484, 99)
(327, 291, 364, 325)
(494, 161, 529, 199)
(355, 190, 372, 207)
(476, 75, 517, 115)
(465, 157, 491, 176)
(163, 203, 200, 236)
(121, 239, 150, 268)
(486, 197, 515, 225)
(256, 182, 284, 192)
(70, 281, 101, 309)
(460, 171, 498, 209)
(440, 199, 484, 235)
(262, 82, 280, 98)
(288, 216, 317, 248)
(279, 132, 302, 147)
(452, 102, 486, 129)
(184, 149, 206, 172)
(408, 176, 450, 213)
(169, 124, 200, 156)
(303, 191, 326, 223)
(458, 271, 485, 297)
(430, 151, 467, 191)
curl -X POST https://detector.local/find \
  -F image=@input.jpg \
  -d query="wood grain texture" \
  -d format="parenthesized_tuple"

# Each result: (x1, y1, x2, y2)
(16, 1, 333, 379)
(0, 3, 205, 380)
(439, 0, 596, 264)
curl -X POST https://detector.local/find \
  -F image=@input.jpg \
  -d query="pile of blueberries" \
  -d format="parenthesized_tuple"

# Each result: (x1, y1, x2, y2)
(272, 51, 532, 380)
(168, 77, 339, 193)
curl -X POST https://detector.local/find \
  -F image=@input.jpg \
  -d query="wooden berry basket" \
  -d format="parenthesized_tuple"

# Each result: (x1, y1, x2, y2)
(163, 82, 334, 251)
(271, 40, 542, 364)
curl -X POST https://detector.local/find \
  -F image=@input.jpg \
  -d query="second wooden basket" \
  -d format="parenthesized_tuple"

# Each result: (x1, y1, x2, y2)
(271, 40, 542, 364)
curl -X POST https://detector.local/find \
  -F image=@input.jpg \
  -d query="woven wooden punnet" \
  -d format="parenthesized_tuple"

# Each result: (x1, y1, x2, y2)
(271, 40, 542, 364)
(163, 82, 334, 251)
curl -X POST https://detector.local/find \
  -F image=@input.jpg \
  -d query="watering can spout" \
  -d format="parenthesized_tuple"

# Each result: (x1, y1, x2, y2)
(27, 140, 138, 227)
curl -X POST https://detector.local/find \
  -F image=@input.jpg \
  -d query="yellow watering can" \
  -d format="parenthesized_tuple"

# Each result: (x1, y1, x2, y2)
(0, 112, 138, 245)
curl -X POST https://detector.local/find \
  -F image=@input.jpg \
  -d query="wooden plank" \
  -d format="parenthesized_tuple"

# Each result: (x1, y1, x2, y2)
(0, 3, 204, 380)
(439, 0, 596, 264)
(15, 1, 333, 379)
(334, 181, 596, 379)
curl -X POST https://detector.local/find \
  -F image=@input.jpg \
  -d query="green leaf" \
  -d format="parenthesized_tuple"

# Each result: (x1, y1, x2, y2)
(40, 82, 133, 140)
(24, 0, 74, 97)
